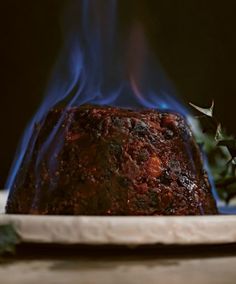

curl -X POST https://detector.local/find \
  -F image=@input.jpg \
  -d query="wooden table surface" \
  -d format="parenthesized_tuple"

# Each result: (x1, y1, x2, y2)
(1, 244, 236, 284)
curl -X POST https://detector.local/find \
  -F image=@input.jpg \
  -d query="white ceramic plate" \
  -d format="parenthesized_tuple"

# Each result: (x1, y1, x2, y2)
(1, 191, 236, 246)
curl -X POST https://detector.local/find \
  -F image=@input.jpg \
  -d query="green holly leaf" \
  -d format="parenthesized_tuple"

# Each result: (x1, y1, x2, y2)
(189, 101, 218, 136)
(189, 100, 215, 117)
(215, 123, 224, 141)
(0, 224, 20, 256)
(198, 115, 218, 136)
(217, 139, 236, 158)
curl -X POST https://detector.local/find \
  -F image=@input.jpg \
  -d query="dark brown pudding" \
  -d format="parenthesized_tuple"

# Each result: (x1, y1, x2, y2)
(6, 104, 218, 215)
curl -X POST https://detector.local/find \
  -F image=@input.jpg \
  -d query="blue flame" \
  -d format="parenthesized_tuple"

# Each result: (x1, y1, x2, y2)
(6, 0, 218, 208)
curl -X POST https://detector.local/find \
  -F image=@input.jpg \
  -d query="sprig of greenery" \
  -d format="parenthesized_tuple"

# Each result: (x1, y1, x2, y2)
(190, 101, 236, 204)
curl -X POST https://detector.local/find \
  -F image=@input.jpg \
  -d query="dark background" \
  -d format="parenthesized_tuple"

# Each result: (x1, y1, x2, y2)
(0, 0, 235, 188)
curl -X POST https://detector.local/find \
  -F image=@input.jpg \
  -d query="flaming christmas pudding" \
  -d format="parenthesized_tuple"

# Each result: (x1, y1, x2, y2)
(6, 104, 218, 215)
